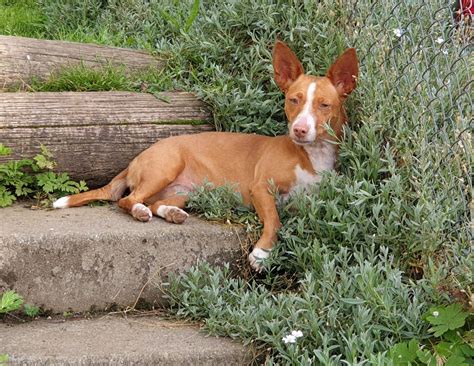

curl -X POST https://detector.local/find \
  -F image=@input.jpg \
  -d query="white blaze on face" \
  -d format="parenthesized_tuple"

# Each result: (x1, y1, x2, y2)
(292, 82, 317, 142)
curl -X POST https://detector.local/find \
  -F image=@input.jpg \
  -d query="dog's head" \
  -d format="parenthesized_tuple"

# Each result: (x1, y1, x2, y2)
(273, 41, 358, 145)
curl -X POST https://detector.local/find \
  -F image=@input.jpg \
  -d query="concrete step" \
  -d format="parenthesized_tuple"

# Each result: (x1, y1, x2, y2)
(0, 315, 251, 365)
(0, 204, 244, 313)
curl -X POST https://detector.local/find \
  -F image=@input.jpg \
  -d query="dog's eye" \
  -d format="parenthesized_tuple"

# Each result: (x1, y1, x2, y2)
(289, 97, 299, 105)
(320, 103, 331, 109)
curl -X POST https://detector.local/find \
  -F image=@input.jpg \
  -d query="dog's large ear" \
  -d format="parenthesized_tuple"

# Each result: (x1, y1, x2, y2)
(326, 48, 358, 98)
(273, 40, 304, 92)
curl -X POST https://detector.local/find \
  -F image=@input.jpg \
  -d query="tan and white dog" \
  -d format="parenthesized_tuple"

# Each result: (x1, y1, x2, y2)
(53, 41, 358, 271)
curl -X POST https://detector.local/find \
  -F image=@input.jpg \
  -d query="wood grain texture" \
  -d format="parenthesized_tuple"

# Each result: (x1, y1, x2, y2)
(0, 91, 213, 187)
(0, 35, 163, 89)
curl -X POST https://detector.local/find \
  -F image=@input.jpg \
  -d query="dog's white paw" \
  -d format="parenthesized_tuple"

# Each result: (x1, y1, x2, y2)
(248, 247, 272, 272)
(157, 205, 189, 224)
(131, 203, 152, 222)
(53, 196, 70, 209)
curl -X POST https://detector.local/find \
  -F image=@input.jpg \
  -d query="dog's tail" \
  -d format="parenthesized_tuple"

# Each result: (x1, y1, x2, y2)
(53, 168, 129, 209)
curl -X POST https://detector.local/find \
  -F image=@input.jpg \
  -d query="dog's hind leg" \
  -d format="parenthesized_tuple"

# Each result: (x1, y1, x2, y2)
(148, 194, 189, 224)
(53, 169, 129, 209)
(118, 192, 154, 222)
(117, 168, 185, 222)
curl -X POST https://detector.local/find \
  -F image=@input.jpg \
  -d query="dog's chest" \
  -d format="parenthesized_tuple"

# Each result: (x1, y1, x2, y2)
(285, 142, 336, 198)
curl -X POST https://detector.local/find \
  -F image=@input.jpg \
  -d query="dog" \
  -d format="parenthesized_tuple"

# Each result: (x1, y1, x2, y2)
(53, 41, 358, 271)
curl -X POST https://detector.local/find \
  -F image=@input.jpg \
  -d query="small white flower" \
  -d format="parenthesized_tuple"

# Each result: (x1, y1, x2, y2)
(393, 28, 404, 37)
(291, 330, 303, 338)
(442, 49, 448, 55)
(282, 334, 297, 344)
(432, 311, 439, 317)
(436, 37, 444, 44)
(283, 330, 303, 344)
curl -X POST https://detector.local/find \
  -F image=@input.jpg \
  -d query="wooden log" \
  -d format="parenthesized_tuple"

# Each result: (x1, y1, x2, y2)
(0, 35, 163, 89)
(0, 91, 213, 187)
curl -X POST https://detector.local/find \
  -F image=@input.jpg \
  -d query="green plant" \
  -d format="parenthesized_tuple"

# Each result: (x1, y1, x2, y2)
(158, 0, 200, 34)
(0, 290, 41, 318)
(3, 54, 175, 92)
(0, 144, 88, 207)
(186, 182, 254, 223)
(390, 304, 474, 365)
(0, 290, 23, 314)
(36, 0, 104, 40)
(167, 247, 431, 364)
(23, 303, 40, 318)
(26, 63, 130, 92)
(0, 354, 8, 366)
(0, 0, 44, 37)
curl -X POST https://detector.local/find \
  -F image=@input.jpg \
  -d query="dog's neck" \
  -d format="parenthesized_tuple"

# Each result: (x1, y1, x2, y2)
(303, 140, 337, 173)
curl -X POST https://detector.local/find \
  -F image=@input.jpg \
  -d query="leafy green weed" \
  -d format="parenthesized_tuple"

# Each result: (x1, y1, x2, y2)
(390, 304, 473, 366)
(0, 290, 40, 318)
(0, 144, 87, 207)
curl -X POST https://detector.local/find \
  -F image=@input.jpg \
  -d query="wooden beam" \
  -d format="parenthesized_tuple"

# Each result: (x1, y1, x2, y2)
(0, 35, 163, 89)
(0, 91, 213, 187)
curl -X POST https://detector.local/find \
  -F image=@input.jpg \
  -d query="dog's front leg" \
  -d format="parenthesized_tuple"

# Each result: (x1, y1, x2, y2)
(249, 182, 281, 272)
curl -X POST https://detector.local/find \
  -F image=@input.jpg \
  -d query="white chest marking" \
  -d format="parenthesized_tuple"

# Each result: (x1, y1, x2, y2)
(284, 141, 337, 199)
(292, 164, 322, 190)
(304, 141, 337, 173)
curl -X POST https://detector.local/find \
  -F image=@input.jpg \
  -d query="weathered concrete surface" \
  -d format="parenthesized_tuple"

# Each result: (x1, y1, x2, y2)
(0, 204, 245, 312)
(0, 315, 252, 365)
